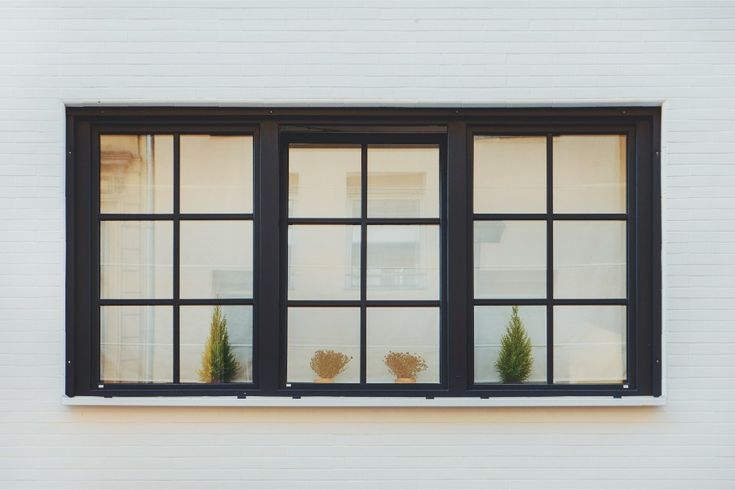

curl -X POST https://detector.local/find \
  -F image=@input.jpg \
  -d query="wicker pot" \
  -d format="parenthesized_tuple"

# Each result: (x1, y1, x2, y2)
(314, 376, 335, 384)
(395, 377, 416, 384)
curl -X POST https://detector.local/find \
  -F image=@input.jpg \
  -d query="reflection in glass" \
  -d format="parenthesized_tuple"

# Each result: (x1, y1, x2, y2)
(366, 307, 440, 383)
(100, 134, 174, 214)
(553, 135, 626, 213)
(180, 221, 253, 299)
(289, 225, 360, 300)
(179, 305, 252, 383)
(100, 221, 173, 299)
(180, 135, 253, 213)
(554, 305, 627, 384)
(473, 136, 546, 213)
(474, 306, 547, 383)
(367, 145, 439, 218)
(474, 221, 546, 299)
(366, 225, 440, 300)
(100, 306, 172, 383)
(554, 221, 626, 299)
(289, 146, 362, 218)
(287, 307, 360, 383)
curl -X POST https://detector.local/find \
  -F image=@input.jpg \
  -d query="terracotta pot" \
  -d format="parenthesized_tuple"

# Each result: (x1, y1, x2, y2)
(314, 376, 335, 384)
(395, 377, 416, 384)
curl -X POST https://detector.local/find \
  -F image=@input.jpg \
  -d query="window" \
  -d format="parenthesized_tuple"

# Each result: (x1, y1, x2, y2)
(67, 108, 661, 398)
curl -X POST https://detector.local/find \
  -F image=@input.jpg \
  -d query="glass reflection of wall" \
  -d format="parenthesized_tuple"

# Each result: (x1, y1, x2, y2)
(99, 134, 254, 384)
(100, 135, 173, 382)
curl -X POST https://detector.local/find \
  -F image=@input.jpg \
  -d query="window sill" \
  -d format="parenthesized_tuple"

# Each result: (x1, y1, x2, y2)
(62, 395, 665, 408)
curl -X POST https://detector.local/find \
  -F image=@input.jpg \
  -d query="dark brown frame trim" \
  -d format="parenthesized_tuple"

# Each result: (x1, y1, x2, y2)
(66, 107, 661, 398)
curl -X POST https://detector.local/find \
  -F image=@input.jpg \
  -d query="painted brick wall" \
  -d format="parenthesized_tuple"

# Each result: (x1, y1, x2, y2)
(1, 1, 734, 488)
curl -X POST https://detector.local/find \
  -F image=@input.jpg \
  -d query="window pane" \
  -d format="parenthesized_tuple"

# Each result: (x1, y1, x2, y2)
(289, 146, 362, 218)
(366, 225, 439, 300)
(100, 305, 172, 383)
(554, 221, 626, 299)
(100, 221, 173, 299)
(180, 221, 253, 299)
(100, 135, 173, 214)
(180, 305, 252, 383)
(367, 145, 439, 218)
(554, 305, 627, 384)
(288, 225, 360, 300)
(474, 136, 546, 213)
(474, 306, 547, 384)
(367, 307, 439, 383)
(180, 135, 253, 213)
(474, 221, 546, 299)
(287, 307, 360, 383)
(553, 135, 626, 213)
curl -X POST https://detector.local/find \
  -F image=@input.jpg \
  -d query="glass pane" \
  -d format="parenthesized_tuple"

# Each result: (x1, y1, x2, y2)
(553, 135, 626, 213)
(367, 145, 439, 218)
(474, 221, 546, 299)
(554, 221, 626, 299)
(180, 135, 253, 213)
(474, 136, 546, 213)
(287, 307, 360, 383)
(100, 221, 173, 299)
(180, 305, 252, 383)
(474, 306, 546, 384)
(180, 221, 253, 299)
(289, 145, 362, 218)
(367, 307, 440, 383)
(100, 135, 173, 214)
(554, 305, 627, 384)
(366, 225, 439, 300)
(100, 305, 172, 383)
(288, 225, 360, 300)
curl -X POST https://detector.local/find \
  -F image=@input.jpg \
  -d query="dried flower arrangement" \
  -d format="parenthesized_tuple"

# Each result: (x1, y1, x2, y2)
(383, 351, 428, 383)
(309, 349, 352, 383)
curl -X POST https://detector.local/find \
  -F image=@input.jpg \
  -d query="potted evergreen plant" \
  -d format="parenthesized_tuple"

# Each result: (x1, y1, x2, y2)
(309, 349, 352, 383)
(198, 305, 241, 383)
(495, 305, 533, 383)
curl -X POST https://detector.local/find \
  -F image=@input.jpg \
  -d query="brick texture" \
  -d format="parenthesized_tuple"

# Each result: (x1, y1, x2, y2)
(1, 1, 734, 488)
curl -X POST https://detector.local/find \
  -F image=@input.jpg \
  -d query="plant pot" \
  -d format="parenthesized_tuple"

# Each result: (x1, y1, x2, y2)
(314, 376, 335, 384)
(395, 377, 416, 384)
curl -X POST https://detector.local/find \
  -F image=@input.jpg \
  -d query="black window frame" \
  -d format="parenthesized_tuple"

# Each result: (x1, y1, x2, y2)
(66, 107, 661, 399)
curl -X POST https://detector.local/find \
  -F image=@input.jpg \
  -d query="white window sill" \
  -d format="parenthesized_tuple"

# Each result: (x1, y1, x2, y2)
(62, 396, 665, 408)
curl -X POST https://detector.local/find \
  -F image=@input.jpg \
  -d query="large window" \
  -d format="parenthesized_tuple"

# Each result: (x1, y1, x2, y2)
(67, 108, 661, 398)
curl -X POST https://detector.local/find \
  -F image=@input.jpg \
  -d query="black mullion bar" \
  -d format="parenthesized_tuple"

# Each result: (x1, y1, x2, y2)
(474, 213, 546, 221)
(287, 300, 440, 308)
(473, 214, 627, 221)
(100, 298, 254, 306)
(546, 134, 554, 385)
(287, 217, 440, 225)
(360, 145, 368, 384)
(101, 213, 255, 221)
(173, 134, 181, 384)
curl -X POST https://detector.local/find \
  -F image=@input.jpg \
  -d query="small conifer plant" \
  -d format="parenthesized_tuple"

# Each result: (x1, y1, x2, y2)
(495, 305, 534, 384)
(198, 305, 241, 383)
(309, 349, 352, 381)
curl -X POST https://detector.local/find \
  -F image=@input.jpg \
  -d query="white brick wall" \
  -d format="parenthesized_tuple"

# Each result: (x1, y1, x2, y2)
(1, 1, 734, 488)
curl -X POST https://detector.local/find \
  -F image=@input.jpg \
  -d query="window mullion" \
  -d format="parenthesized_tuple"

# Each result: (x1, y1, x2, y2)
(546, 133, 554, 386)
(173, 134, 181, 384)
(446, 122, 469, 394)
(256, 121, 281, 394)
(360, 145, 368, 384)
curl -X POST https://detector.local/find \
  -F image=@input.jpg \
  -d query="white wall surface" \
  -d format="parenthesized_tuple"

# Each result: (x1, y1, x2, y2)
(1, 1, 734, 488)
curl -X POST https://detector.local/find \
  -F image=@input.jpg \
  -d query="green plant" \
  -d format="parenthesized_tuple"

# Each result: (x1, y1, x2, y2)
(309, 349, 352, 379)
(384, 351, 428, 380)
(198, 305, 241, 383)
(495, 305, 533, 383)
